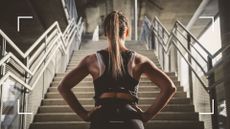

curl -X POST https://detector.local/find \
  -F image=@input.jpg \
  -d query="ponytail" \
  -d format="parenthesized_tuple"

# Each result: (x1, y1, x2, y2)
(104, 11, 129, 79)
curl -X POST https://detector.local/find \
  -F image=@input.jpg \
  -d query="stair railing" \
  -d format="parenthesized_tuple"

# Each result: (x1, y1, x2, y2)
(141, 16, 230, 129)
(62, 0, 78, 23)
(0, 17, 84, 129)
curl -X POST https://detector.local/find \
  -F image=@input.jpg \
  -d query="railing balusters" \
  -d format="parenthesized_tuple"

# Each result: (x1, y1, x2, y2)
(187, 34, 193, 104)
(0, 38, 6, 129)
(207, 57, 218, 129)
(141, 16, 230, 129)
(0, 1, 83, 128)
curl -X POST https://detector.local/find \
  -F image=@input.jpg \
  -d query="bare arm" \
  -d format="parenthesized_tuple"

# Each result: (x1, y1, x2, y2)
(139, 56, 177, 122)
(57, 55, 92, 121)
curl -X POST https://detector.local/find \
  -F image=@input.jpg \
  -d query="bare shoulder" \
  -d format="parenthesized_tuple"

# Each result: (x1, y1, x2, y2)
(79, 53, 99, 79)
(133, 51, 152, 65)
(133, 51, 158, 74)
(79, 53, 97, 66)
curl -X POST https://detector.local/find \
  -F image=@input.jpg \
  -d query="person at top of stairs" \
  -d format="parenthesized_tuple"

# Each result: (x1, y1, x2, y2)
(57, 11, 177, 129)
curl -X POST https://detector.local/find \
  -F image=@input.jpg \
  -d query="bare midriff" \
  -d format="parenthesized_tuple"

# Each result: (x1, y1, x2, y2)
(99, 92, 135, 101)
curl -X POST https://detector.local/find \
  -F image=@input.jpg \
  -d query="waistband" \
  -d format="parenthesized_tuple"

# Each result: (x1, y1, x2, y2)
(95, 98, 137, 106)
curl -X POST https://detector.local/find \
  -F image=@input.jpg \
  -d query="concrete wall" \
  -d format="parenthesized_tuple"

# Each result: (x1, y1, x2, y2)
(85, 0, 133, 40)
(85, 7, 101, 32)
(84, 0, 201, 40)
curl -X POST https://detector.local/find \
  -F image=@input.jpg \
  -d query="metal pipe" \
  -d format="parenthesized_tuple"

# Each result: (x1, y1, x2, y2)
(186, 0, 210, 30)
(207, 57, 218, 129)
(134, 0, 138, 40)
(187, 35, 194, 104)
(0, 18, 83, 92)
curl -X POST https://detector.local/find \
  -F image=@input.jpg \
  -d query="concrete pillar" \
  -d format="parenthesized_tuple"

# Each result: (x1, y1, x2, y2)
(218, 0, 230, 129)
(85, 7, 100, 32)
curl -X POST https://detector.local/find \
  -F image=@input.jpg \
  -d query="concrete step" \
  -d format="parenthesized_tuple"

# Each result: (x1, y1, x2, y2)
(70, 53, 158, 59)
(50, 80, 181, 87)
(67, 61, 161, 67)
(55, 72, 176, 78)
(69, 56, 159, 64)
(66, 64, 162, 69)
(53, 75, 178, 82)
(34, 112, 199, 122)
(42, 97, 190, 106)
(72, 50, 157, 55)
(51, 80, 180, 86)
(38, 104, 194, 113)
(45, 91, 186, 98)
(48, 85, 184, 92)
(66, 66, 163, 72)
(30, 120, 204, 129)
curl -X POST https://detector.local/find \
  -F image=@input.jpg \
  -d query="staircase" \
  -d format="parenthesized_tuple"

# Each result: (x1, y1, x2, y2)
(29, 40, 204, 129)
(0, 0, 68, 52)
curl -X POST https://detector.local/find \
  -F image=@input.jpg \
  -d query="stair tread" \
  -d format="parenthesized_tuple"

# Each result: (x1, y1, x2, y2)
(43, 97, 190, 100)
(40, 104, 193, 107)
(32, 120, 203, 124)
(36, 112, 198, 115)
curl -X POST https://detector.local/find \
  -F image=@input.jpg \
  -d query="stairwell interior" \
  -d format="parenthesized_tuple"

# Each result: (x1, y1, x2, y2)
(0, 0, 225, 129)
(29, 40, 205, 129)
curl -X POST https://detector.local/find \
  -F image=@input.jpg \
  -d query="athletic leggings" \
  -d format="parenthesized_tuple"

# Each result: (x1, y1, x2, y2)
(89, 99, 145, 129)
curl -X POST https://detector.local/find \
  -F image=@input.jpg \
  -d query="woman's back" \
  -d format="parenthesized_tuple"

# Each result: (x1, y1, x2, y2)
(58, 11, 176, 129)
(92, 49, 140, 105)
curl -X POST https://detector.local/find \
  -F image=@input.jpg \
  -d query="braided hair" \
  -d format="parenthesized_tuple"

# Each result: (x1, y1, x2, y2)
(103, 11, 129, 79)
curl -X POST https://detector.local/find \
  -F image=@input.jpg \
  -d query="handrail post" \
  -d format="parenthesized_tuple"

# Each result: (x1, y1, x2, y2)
(42, 36, 48, 99)
(207, 57, 218, 129)
(187, 34, 193, 104)
(170, 25, 178, 73)
(0, 37, 7, 129)
(20, 56, 30, 129)
(162, 46, 165, 70)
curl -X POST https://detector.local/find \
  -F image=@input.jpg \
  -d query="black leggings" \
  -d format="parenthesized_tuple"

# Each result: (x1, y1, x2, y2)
(89, 99, 145, 129)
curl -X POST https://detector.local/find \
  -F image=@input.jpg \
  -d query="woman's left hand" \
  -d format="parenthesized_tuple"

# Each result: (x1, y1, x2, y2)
(131, 105, 153, 123)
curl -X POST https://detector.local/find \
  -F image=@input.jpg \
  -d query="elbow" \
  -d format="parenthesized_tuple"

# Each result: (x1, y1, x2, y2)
(162, 83, 177, 96)
(57, 85, 63, 93)
(169, 85, 177, 94)
(57, 84, 66, 93)
(168, 83, 177, 95)
(57, 82, 72, 94)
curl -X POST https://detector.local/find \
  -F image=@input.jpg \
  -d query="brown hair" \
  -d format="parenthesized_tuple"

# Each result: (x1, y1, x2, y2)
(103, 11, 129, 79)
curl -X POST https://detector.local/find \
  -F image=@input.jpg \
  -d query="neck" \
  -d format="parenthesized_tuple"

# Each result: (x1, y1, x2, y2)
(107, 39, 128, 52)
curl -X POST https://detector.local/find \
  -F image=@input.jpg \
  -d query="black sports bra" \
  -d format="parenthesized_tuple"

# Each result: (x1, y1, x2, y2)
(93, 49, 140, 105)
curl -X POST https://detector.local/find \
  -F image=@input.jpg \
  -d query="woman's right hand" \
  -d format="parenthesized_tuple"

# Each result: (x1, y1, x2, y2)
(81, 105, 102, 121)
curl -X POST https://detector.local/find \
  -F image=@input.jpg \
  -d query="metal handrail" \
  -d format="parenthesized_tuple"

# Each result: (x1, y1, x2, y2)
(154, 18, 210, 65)
(151, 31, 209, 92)
(142, 16, 230, 129)
(0, 1, 82, 128)
(62, 0, 78, 23)
(143, 16, 230, 92)
(0, 18, 84, 91)
(0, 18, 84, 129)
(175, 20, 213, 57)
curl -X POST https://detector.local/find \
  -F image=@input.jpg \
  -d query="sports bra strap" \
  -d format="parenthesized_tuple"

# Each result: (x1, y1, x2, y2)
(95, 52, 105, 76)
(93, 49, 140, 104)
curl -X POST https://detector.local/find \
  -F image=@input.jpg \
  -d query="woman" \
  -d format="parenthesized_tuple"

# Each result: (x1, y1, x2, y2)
(58, 11, 177, 129)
